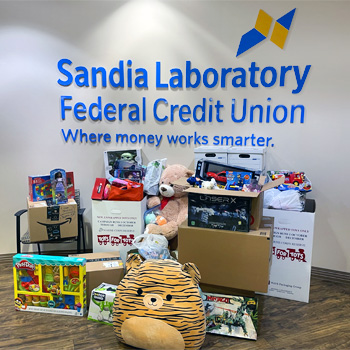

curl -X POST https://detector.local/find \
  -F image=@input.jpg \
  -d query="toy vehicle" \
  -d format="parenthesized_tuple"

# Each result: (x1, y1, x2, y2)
(284, 172, 305, 186)
(206, 171, 227, 183)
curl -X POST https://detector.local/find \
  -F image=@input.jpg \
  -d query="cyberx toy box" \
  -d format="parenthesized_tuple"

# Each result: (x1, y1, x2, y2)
(202, 292, 258, 340)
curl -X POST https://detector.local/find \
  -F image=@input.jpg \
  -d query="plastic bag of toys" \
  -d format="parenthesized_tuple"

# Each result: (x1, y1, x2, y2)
(133, 234, 171, 260)
(264, 188, 305, 211)
(144, 158, 167, 195)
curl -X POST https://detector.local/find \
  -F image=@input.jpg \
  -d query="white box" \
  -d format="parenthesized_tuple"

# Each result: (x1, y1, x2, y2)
(227, 147, 266, 172)
(88, 283, 117, 325)
(262, 199, 316, 302)
(92, 197, 147, 263)
(194, 146, 228, 168)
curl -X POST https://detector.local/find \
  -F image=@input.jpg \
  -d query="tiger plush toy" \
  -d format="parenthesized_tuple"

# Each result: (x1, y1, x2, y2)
(113, 254, 206, 350)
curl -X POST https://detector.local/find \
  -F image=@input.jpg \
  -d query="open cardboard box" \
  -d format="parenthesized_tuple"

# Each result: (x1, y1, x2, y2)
(182, 175, 284, 231)
(178, 216, 274, 293)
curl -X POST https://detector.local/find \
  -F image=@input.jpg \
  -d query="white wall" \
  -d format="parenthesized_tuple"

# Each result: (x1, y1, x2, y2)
(1, 1, 349, 272)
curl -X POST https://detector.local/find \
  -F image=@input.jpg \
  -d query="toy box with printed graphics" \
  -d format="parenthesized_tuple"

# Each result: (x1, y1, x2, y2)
(28, 172, 75, 202)
(70, 252, 124, 305)
(185, 175, 284, 231)
(103, 149, 143, 179)
(203, 292, 258, 340)
(13, 254, 87, 316)
(188, 192, 251, 232)
(27, 198, 78, 242)
(92, 196, 147, 264)
(178, 217, 274, 293)
(88, 283, 117, 325)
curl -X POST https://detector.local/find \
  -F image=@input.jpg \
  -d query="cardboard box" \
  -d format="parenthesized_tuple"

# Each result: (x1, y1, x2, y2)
(262, 199, 316, 302)
(88, 283, 117, 325)
(13, 254, 87, 316)
(70, 252, 124, 305)
(178, 217, 274, 293)
(227, 146, 266, 172)
(185, 176, 284, 231)
(27, 198, 78, 242)
(194, 146, 228, 168)
(92, 196, 147, 264)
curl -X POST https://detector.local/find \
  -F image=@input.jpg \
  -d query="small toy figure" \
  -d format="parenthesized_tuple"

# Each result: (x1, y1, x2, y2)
(187, 175, 203, 188)
(50, 168, 68, 204)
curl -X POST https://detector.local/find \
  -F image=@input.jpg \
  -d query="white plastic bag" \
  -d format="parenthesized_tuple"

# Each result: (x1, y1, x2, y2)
(133, 234, 171, 260)
(144, 159, 167, 196)
(264, 188, 304, 211)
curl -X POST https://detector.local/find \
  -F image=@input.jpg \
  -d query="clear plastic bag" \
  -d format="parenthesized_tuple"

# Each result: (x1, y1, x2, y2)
(264, 188, 305, 211)
(133, 234, 171, 260)
(144, 158, 167, 196)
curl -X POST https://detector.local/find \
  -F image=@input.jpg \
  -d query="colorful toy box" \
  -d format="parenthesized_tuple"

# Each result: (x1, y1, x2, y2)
(202, 292, 258, 340)
(88, 282, 117, 325)
(28, 172, 75, 202)
(13, 254, 87, 316)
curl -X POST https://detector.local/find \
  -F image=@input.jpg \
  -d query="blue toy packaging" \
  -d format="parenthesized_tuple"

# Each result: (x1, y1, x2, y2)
(13, 254, 87, 316)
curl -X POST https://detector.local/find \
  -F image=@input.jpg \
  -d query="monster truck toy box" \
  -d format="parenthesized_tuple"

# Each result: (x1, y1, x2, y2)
(185, 175, 284, 232)
(27, 198, 78, 242)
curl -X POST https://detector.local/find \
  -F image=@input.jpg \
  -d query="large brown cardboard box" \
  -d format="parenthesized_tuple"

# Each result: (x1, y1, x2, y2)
(70, 251, 124, 305)
(27, 198, 78, 242)
(185, 175, 284, 231)
(178, 217, 274, 293)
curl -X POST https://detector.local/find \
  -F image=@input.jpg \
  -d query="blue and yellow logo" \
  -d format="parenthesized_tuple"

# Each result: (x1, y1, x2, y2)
(237, 8, 296, 57)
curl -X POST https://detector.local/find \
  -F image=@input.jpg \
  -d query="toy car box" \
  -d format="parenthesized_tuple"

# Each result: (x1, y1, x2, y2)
(203, 292, 258, 340)
(88, 283, 117, 325)
(185, 175, 284, 231)
(28, 172, 75, 202)
(13, 254, 87, 316)
(69, 251, 124, 305)
(27, 198, 78, 242)
(178, 217, 274, 293)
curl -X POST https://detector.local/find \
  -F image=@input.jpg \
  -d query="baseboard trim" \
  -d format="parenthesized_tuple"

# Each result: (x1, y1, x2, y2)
(311, 266, 350, 283)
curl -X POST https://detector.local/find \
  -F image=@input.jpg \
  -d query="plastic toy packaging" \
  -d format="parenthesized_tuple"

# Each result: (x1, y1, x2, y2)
(50, 168, 68, 204)
(133, 234, 171, 260)
(143, 158, 167, 195)
(264, 188, 305, 211)
(144, 205, 167, 226)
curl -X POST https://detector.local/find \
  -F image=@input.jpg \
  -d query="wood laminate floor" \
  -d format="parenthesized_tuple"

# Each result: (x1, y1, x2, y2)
(1, 254, 349, 350)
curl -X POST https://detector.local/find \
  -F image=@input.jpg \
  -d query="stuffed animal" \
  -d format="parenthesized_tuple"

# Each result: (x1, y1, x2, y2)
(146, 164, 194, 240)
(113, 254, 206, 350)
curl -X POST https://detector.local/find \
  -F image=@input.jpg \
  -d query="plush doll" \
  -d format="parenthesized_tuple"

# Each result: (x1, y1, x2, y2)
(113, 254, 206, 350)
(145, 164, 194, 240)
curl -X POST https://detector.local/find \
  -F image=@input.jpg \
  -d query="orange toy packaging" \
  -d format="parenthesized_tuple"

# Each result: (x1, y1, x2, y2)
(13, 254, 87, 316)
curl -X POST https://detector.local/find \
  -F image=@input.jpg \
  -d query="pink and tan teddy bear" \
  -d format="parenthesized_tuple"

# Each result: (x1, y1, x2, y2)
(145, 164, 194, 241)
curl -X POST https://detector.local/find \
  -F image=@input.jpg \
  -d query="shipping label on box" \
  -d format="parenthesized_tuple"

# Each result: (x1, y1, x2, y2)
(203, 292, 258, 340)
(188, 192, 251, 232)
(262, 201, 315, 302)
(92, 197, 147, 263)
(88, 283, 117, 325)
(27, 198, 78, 242)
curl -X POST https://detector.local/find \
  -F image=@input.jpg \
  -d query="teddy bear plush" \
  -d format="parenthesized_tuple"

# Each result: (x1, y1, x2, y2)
(146, 164, 194, 240)
(113, 253, 206, 350)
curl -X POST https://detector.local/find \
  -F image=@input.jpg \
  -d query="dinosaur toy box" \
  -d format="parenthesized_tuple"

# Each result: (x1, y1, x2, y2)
(13, 254, 87, 316)
(88, 283, 117, 325)
(26, 197, 78, 242)
(203, 292, 258, 340)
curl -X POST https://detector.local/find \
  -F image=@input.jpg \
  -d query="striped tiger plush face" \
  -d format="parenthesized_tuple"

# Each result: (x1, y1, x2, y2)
(113, 254, 206, 350)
